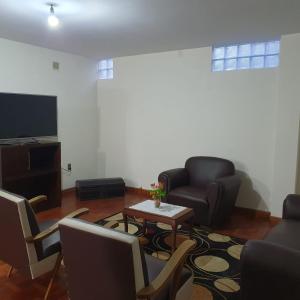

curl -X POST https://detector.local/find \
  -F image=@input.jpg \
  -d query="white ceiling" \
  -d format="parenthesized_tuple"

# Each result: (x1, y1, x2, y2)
(0, 0, 300, 60)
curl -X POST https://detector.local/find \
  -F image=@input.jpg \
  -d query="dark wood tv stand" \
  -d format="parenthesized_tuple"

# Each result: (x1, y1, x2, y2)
(0, 141, 61, 211)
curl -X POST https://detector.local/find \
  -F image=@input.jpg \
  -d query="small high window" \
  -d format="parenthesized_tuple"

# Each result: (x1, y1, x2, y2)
(212, 41, 280, 72)
(98, 59, 113, 79)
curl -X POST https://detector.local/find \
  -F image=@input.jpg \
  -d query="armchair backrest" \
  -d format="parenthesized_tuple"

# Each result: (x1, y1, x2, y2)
(185, 156, 235, 187)
(59, 218, 149, 300)
(0, 189, 40, 276)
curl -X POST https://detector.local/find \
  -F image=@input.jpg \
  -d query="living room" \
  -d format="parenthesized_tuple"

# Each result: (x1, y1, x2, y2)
(0, 1, 300, 300)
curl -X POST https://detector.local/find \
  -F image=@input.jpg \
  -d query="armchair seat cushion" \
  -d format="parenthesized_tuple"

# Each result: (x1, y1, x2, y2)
(167, 186, 209, 225)
(145, 254, 192, 300)
(168, 186, 208, 205)
(39, 220, 61, 259)
(265, 220, 300, 250)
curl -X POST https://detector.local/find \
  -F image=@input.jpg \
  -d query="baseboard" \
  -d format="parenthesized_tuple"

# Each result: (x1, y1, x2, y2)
(126, 186, 281, 224)
(269, 216, 281, 226)
(234, 206, 270, 219)
(126, 186, 150, 197)
(62, 187, 76, 196)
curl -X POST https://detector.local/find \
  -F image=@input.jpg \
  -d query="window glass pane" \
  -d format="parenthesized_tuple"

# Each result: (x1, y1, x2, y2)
(251, 56, 265, 69)
(99, 60, 108, 70)
(266, 41, 280, 55)
(212, 60, 224, 72)
(107, 59, 113, 69)
(238, 44, 251, 57)
(225, 58, 237, 71)
(99, 69, 108, 79)
(213, 47, 225, 59)
(265, 55, 279, 68)
(225, 46, 238, 58)
(212, 40, 280, 72)
(237, 57, 250, 69)
(107, 69, 114, 79)
(252, 43, 265, 56)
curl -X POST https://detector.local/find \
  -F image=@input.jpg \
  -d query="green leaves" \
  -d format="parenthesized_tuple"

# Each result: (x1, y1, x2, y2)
(149, 182, 166, 200)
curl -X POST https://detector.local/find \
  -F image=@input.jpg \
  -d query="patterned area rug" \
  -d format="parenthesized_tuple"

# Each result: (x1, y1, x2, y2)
(99, 213, 245, 300)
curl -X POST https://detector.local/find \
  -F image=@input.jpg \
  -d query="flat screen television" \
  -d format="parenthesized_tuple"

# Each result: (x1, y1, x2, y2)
(0, 92, 57, 140)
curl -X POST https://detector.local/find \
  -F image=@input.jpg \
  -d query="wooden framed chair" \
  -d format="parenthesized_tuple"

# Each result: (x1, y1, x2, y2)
(59, 217, 196, 300)
(0, 189, 89, 300)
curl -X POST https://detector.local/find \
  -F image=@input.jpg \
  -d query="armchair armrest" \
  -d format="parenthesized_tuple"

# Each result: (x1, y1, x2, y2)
(158, 168, 189, 193)
(241, 240, 300, 300)
(28, 195, 48, 206)
(26, 208, 90, 243)
(207, 174, 241, 226)
(283, 194, 300, 220)
(137, 239, 195, 299)
(63, 207, 90, 219)
(215, 174, 241, 191)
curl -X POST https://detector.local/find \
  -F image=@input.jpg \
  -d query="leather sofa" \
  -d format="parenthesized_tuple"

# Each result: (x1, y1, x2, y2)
(158, 156, 241, 227)
(240, 194, 300, 300)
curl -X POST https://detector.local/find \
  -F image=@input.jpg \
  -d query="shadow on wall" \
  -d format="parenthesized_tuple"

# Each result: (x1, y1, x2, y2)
(296, 118, 300, 194)
(235, 169, 269, 212)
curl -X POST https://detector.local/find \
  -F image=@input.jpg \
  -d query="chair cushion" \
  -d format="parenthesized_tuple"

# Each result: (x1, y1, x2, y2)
(265, 220, 300, 250)
(168, 186, 208, 205)
(39, 219, 61, 259)
(145, 254, 192, 300)
(167, 186, 209, 225)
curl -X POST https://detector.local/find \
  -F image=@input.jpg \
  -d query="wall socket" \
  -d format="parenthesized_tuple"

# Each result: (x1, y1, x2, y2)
(53, 61, 60, 70)
(67, 163, 72, 171)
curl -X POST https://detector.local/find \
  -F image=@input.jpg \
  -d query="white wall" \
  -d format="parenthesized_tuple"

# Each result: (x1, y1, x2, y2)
(97, 47, 280, 212)
(0, 37, 99, 189)
(271, 34, 300, 216)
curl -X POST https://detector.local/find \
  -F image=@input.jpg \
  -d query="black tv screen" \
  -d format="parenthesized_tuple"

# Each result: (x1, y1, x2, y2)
(0, 92, 57, 139)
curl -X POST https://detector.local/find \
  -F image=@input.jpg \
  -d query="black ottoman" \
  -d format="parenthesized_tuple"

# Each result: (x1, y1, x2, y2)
(76, 178, 125, 200)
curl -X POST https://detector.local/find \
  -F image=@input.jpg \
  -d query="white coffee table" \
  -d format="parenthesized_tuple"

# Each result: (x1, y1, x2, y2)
(123, 200, 194, 253)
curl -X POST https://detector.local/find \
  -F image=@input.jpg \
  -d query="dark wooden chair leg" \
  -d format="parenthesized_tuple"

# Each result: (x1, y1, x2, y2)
(123, 213, 128, 232)
(44, 254, 63, 300)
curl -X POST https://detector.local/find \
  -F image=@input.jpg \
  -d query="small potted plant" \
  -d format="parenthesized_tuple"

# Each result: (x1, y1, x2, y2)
(150, 182, 166, 208)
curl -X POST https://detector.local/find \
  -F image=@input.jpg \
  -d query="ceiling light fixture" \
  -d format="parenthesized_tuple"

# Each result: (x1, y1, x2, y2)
(47, 3, 59, 28)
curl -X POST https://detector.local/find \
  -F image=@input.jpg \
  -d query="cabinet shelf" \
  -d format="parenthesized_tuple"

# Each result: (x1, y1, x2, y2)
(0, 142, 61, 210)
(4, 168, 59, 183)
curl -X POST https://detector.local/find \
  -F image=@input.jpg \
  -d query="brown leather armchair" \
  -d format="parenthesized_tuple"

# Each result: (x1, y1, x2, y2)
(158, 156, 241, 227)
(240, 194, 300, 300)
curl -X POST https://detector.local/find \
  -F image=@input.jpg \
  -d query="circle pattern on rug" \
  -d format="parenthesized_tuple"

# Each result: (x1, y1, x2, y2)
(194, 255, 229, 273)
(192, 284, 214, 300)
(164, 233, 190, 248)
(152, 251, 171, 261)
(134, 217, 144, 224)
(105, 212, 123, 221)
(115, 222, 139, 234)
(214, 278, 240, 293)
(208, 233, 231, 243)
(157, 222, 182, 230)
(227, 245, 243, 260)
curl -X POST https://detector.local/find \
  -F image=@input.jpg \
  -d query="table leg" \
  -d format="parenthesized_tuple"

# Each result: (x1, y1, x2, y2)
(187, 221, 193, 239)
(142, 219, 147, 235)
(171, 223, 177, 254)
(123, 213, 128, 232)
